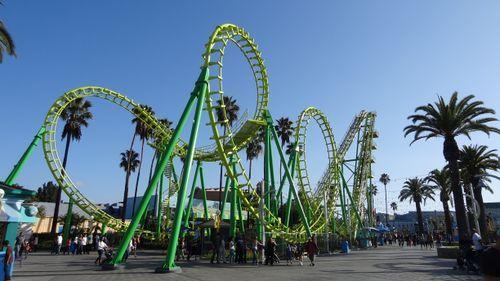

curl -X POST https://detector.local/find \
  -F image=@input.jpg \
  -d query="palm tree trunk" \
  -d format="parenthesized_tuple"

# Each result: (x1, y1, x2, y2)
(51, 135, 71, 235)
(416, 200, 424, 234)
(473, 186, 487, 237)
(122, 171, 131, 222)
(249, 159, 252, 180)
(444, 137, 470, 247)
(384, 183, 388, 226)
(122, 134, 137, 221)
(463, 184, 476, 233)
(143, 150, 158, 227)
(442, 200, 453, 238)
(131, 139, 145, 217)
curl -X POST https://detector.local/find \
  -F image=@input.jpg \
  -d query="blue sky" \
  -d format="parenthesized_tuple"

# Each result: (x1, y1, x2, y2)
(1, 1, 499, 215)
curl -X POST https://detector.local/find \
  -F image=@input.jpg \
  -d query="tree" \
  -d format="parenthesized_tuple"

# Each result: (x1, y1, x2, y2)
(246, 138, 263, 180)
(398, 177, 435, 234)
(130, 105, 155, 217)
(426, 168, 453, 237)
(215, 96, 239, 211)
(275, 117, 294, 181)
(379, 173, 390, 226)
(390, 202, 398, 213)
(0, 4, 16, 63)
(369, 184, 378, 197)
(51, 98, 92, 236)
(404, 92, 499, 246)
(33, 181, 58, 202)
(459, 145, 499, 236)
(120, 149, 140, 221)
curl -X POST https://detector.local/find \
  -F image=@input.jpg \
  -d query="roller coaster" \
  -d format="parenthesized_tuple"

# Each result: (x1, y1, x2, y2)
(4, 23, 378, 272)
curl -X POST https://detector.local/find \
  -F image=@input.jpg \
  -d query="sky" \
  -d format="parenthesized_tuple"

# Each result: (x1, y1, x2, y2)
(0, 1, 499, 216)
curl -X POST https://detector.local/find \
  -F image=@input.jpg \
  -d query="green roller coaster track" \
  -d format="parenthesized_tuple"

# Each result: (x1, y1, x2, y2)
(3, 23, 378, 273)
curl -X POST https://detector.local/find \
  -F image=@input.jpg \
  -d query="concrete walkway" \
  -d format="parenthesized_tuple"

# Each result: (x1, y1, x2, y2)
(13, 245, 480, 281)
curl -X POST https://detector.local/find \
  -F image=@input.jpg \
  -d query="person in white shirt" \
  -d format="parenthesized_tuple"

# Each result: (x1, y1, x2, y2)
(94, 239, 108, 265)
(56, 234, 63, 255)
(472, 228, 483, 251)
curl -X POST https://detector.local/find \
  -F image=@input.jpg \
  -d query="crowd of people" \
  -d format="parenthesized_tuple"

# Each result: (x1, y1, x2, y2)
(174, 232, 320, 267)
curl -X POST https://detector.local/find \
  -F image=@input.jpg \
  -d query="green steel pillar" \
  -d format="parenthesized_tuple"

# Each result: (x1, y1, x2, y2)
(263, 125, 271, 219)
(63, 200, 73, 242)
(284, 153, 297, 227)
(183, 162, 201, 235)
(101, 224, 107, 235)
(5, 126, 45, 185)
(267, 134, 278, 216)
(229, 161, 237, 238)
(237, 195, 244, 234)
(159, 67, 208, 272)
(219, 168, 231, 218)
(156, 170, 164, 237)
(199, 165, 210, 237)
(108, 68, 206, 268)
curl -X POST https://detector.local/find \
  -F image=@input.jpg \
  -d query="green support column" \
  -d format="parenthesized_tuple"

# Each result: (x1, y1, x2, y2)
(219, 168, 231, 218)
(284, 153, 297, 227)
(183, 162, 201, 235)
(63, 200, 73, 242)
(5, 126, 45, 185)
(263, 125, 271, 219)
(237, 195, 244, 234)
(156, 170, 164, 237)
(199, 165, 210, 237)
(340, 172, 363, 230)
(108, 68, 207, 268)
(267, 133, 278, 216)
(229, 162, 237, 238)
(159, 67, 208, 272)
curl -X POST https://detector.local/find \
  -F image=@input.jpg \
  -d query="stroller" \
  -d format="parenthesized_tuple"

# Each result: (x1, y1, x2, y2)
(455, 246, 480, 274)
(101, 248, 115, 265)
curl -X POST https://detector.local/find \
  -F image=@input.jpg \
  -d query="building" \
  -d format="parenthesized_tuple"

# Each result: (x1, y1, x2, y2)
(485, 202, 500, 227)
(0, 182, 38, 245)
(30, 202, 96, 234)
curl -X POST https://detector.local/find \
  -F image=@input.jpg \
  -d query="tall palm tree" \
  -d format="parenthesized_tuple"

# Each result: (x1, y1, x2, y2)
(390, 202, 398, 213)
(399, 177, 435, 234)
(120, 149, 140, 222)
(275, 117, 294, 181)
(215, 96, 239, 211)
(246, 138, 263, 180)
(51, 98, 92, 236)
(0, 15, 16, 62)
(379, 173, 390, 226)
(130, 105, 155, 217)
(426, 168, 453, 237)
(404, 92, 499, 245)
(459, 145, 499, 236)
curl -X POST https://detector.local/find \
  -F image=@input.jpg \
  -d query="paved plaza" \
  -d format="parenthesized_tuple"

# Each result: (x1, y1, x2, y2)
(13, 246, 481, 281)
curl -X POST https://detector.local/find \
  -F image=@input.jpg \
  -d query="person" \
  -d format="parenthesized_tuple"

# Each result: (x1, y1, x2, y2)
(14, 234, 23, 259)
(251, 237, 259, 265)
(264, 237, 276, 266)
(32, 235, 38, 252)
(306, 236, 319, 266)
(210, 232, 221, 264)
(85, 234, 92, 254)
(480, 228, 500, 279)
(63, 237, 71, 255)
(228, 237, 235, 264)
(236, 236, 245, 264)
(56, 233, 63, 255)
(4, 240, 14, 281)
(472, 228, 483, 252)
(95, 238, 107, 265)
(218, 235, 226, 263)
(294, 243, 304, 266)
(285, 243, 293, 265)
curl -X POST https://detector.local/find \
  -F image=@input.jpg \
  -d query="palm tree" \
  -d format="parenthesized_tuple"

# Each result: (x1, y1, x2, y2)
(130, 105, 155, 217)
(390, 202, 398, 213)
(379, 173, 390, 226)
(215, 96, 239, 211)
(369, 184, 378, 197)
(426, 168, 453, 237)
(120, 149, 140, 222)
(51, 98, 92, 236)
(404, 92, 499, 245)
(246, 138, 263, 180)
(275, 117, 294, 180)
(459, 145, 499, 236)
(0, 12, 16, 63)
(398, 177, 435, 234)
